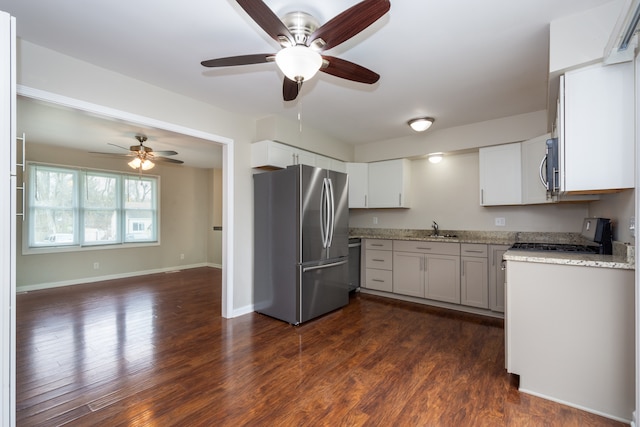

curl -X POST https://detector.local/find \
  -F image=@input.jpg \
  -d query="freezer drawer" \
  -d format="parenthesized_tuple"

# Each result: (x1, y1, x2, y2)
(300, 259, 349, 323)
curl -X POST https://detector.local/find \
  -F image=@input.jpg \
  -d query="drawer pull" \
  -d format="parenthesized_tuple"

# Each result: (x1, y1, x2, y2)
(416, 247, 432, 250)
(372, 279, 385, 282)
(371, 244, 384, 247)
(372, 258, 385, 262)
(464, 250, 485, 253)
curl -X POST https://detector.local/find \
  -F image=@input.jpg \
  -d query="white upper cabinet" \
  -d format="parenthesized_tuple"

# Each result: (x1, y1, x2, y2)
(251, 140, 314, 169)
(479, 143, 522, 206)
(560, 61, 634, 193)
(317, 155, 346, 173)
(346, 162, 369, 208)
(368, 159, 411, 208)
(252, 140, 347, 172)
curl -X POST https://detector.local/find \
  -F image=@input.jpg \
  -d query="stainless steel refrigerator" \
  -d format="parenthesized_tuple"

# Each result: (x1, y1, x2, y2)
(254, 164, 349, 325)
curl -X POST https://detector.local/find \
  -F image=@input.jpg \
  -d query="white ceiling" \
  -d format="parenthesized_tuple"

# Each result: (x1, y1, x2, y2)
(1, 0, 615, 164)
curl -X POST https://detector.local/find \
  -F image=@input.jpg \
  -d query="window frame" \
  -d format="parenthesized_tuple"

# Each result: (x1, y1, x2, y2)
(23, 162, 161, 255)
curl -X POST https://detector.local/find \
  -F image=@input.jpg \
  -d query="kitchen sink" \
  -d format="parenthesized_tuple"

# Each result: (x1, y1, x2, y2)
(429, 234, 458, 239)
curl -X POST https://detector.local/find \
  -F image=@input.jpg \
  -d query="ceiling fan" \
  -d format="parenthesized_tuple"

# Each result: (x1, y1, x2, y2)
(201, 0, 390, 101)
(91, 135, 184, 171)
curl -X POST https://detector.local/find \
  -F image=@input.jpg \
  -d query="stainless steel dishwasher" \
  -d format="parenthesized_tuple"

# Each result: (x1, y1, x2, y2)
(348, 238, 361, 291)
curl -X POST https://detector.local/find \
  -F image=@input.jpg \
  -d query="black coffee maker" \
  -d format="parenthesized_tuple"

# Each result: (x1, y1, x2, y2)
(581, 218, 612, 255)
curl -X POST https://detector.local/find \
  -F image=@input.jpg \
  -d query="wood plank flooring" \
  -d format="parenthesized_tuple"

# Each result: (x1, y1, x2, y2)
(16, 267, 628, 426)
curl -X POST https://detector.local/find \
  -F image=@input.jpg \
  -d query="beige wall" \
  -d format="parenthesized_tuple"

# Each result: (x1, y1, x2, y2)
(349, 152, 591, 233)
(16, 143, 215, 289)
(209, 168, 223, 266)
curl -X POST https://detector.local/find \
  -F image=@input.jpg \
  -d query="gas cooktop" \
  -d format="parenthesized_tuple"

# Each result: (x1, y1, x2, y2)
(510, 242, 601, 254)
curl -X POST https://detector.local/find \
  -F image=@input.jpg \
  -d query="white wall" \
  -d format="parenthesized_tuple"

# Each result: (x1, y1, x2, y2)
(354, 110, 548, 163)
(350, 152, 590, 233)
(256, 115, 353, 161)
(589, 190, 635, 243)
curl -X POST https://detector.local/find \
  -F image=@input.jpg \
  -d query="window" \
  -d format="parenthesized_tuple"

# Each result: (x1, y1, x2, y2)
(27, 163, 159, 250)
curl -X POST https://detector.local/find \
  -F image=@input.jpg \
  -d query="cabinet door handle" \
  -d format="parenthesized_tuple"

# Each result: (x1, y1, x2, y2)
(365, 195, 367, 207)
(398, 193, 402, 206)
(481, 189, 484, 204)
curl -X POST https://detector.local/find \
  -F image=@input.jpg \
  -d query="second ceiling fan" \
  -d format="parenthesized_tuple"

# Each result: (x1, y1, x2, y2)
(201, 0, 390, 101)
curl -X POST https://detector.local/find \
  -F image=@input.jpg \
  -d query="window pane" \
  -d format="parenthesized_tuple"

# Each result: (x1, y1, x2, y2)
(125, 178, 154, 209)
(124, 177, 157, 243)
(125, 210, 155, 241)
(30, 167, 77, 246)
(83, 174, 118, 244)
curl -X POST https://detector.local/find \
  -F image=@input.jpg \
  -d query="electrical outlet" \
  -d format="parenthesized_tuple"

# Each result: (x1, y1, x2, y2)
(495, 217, 506, 227)
(180, 253, 185, 260)
(373, 216, 378, 225)
(630, 217, 635, 237)
(93, 262, 99, 270)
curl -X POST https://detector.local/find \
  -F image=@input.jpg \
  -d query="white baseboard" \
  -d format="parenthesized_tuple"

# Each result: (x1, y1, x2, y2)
(518, 387, 632, 424)
(232, 304, 254, 318)
(17, 263, 215, 293)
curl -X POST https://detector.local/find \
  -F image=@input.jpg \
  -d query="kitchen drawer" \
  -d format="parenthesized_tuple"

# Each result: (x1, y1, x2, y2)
(365, 249, 393, 270)
(461, 243, 487, 258)
(393, 240, 460, 256)
(365, 239, 392, 250)
(365, 268, 393, 292)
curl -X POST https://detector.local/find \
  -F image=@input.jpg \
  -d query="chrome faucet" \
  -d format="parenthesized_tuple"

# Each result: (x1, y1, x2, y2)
(432, 221, 439, 236)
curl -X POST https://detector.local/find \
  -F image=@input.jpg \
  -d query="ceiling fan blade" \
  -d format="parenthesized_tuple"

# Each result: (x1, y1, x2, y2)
(236, 0, 294, 45)
(201, 54, 275, 68)
(107, 142, 131, 151)
(154, 157, 184, 165)
(89, 152, 135, 158)
(152, 150, 178, 156)
(308, 0, 390, 51)
(283, 78, 300, 101)
(321, 56, 380, 84)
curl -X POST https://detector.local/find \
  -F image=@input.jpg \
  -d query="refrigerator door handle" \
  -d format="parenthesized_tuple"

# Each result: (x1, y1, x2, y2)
(302, 259, 348, 273)
(320, 178, 329, 248)
(327, 178, 335, 248)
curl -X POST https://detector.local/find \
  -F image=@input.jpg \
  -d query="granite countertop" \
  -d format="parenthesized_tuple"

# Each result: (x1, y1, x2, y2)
(350, 227, 635, 270)
(503, 250, 634, 270)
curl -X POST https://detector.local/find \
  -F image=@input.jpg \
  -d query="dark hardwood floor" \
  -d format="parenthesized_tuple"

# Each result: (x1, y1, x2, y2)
(16, 267, 627, 426)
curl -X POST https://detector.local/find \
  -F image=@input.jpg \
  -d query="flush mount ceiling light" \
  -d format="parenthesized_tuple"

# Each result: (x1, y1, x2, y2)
(428, 153, 443, 164)
(408, 117, 435, 132)
(275, 45, 323, 83)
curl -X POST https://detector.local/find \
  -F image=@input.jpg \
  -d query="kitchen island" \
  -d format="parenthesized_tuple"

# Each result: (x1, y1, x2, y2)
(503, 250, 635, 423)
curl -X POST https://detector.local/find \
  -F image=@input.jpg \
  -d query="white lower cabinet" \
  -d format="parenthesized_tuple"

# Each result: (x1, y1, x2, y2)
(460, 244, 488, 308)
(392, 251, 425, 297)
(392, 241, 460, 303)
(425, 254, 460, 303)
(488, 245, 509, 312)
(362, 239, 393, 292)
(362, 239, 504, 315)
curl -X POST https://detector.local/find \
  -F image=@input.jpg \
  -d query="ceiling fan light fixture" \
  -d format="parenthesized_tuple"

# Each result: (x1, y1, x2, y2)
(128, 157, 155, 171)
(408, 117, 435, 132)
(275, 45, 323, 82)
